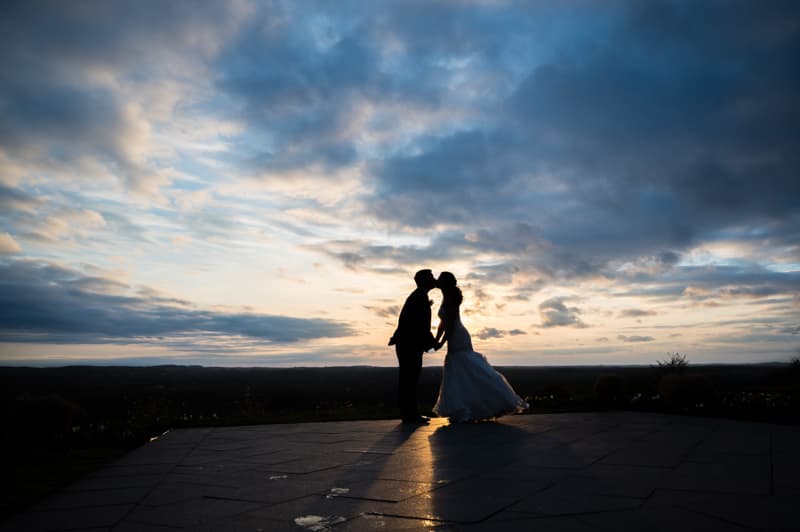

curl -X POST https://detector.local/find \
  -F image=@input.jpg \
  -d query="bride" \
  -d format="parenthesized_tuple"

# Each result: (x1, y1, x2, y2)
(432, 272, 529, 422)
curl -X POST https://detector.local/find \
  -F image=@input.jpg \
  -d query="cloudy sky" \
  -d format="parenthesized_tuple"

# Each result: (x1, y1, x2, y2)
(1, 0, 798, 367)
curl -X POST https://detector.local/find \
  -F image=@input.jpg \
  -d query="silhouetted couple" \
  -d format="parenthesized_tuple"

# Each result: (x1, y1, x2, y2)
(389, 269, 528, 424)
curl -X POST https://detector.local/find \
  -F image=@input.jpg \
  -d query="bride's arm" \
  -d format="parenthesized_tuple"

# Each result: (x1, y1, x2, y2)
(434, 319, 446, 346)
(434, 306, 454, 349)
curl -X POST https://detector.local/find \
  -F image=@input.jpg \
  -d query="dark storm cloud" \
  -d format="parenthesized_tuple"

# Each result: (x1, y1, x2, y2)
(210, 0, 800, 328)
(308, 237, 464, 272)
(0, 0, 238, 190)
(538, 297, 586, 328)
(616, 265, 800, 302)
(475, 327, 527, 340)
(617, 335, 655, 343)
(466, 262, 522, 286)
(5, 0, 796, 271)
(0, 184, 41, 212)
(214, 3, 383, 175)
(362, 0, 799, 279)
(0, 260, 353, 345)
(1, 0, 798, 367)
(363, 304, 400, 320)
(620, 309, 658, 318)
(213, 1, 549, 177)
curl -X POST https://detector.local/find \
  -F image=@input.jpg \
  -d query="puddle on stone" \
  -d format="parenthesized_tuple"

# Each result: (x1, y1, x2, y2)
(293, 514, 347, 531)
(364, 514, 439, 529)
(268, 474, 288, 480)
(325, 487, 350, 499)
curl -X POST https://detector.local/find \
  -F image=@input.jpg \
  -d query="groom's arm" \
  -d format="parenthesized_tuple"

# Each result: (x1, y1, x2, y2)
(414, 293, 436, 350)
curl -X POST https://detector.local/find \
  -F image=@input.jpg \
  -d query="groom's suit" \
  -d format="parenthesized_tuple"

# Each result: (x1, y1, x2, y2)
(389, 287, 436, 420)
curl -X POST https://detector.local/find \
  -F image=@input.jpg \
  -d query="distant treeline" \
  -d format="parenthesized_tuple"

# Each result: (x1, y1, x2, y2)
(2, 363, 798, 448)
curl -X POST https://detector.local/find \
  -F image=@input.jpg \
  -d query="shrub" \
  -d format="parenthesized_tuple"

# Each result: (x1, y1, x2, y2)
(658, 374, 716, 411)
(8, 394, 87, 444)
(593, 374, 627, 407)
(656, 352, 689, 373)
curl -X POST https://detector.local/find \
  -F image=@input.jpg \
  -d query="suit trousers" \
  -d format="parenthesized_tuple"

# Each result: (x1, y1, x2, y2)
(395, 345, 423, 418)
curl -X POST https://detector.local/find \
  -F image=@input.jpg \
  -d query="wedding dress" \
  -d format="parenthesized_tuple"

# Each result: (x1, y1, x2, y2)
(433, 305, 529, 422)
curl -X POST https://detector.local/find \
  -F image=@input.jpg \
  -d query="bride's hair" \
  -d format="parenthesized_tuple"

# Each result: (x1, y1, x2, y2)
(438, 271, 463, 306)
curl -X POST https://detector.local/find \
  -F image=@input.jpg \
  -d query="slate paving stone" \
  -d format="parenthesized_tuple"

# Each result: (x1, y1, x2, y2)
(113, 448, 187, 466)
(377, 464, 476, 484)
(332, 478, 445, 503)
(5, 412, 798, 531)
(342, 447, 400, 457)
(233, 443, 295, 455)
(225, 450, 306, 467)
(382, 478, 546, 523)
(138, 479, 323, 508)
(772, 452, 800, 495)
(328, 513, 449, 531)
(640, 425, 711, 442)
(599, 441, 692, 468)
(65, 473, 166, 492)
(140, 482, 218, 507)
(511, 483, 643, 516)
(229, 493, 394, 528)
(37, 486, 151, 510)
(680, 493, 797, 532)
(536, 424, 615, 444)
(279, 466, 384, 489)
(661, 460, 771, 495)
(557, 464, 668, 499)
(685, 448, 772, 468)
(258, 456, 358, 475)
(171, 460, 256, 476)
(124, 498, 263, 528)
(507, 445, 601, 469)
(348, 453, 438, 476)
(189, 441, 254, 452)
(693, 430, 770, 455)
(475, 463, 568, 487)
(112, 522, 181, 531)
(284, 433, 365, 445)
(427, 450, 516, 472)
(634, 489, 792, 532)
(771, 425, 800, 454)
(190, 514, 291, 532)
(1, 504, 133, 532)
(89, 462, 176, 477)
(579, 505, 750, 532)
(439, 513, 598, 532)
(563, 439, 619, 462)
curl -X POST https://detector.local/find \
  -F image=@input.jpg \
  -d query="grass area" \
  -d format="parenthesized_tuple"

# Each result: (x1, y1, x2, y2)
(1, 362, 798, 520)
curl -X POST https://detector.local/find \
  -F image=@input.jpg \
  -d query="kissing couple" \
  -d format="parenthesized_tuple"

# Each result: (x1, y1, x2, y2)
(389, 269, 528, 424)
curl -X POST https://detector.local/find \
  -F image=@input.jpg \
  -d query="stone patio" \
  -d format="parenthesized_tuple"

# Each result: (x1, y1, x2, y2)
(2, 412, 798, 531)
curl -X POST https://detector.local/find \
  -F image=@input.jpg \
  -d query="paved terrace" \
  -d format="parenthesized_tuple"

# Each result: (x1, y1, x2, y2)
(3, 412, 799, 531)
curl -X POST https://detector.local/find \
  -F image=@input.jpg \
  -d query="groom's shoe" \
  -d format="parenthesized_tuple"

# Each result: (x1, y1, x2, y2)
(402, 415, 430, 424)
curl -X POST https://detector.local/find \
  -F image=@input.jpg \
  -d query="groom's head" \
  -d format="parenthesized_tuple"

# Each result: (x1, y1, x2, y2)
(414, 269, 436, 291)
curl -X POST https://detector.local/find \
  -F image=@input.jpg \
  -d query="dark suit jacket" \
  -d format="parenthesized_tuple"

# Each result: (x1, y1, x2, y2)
(389, 288, 436, 354)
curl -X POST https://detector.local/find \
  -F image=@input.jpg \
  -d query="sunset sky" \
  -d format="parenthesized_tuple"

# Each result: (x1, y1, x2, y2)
(1, 1, 798, 367)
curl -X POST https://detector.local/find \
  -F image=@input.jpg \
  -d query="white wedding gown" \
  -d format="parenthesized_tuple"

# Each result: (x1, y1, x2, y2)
(433, 305, 529, 422)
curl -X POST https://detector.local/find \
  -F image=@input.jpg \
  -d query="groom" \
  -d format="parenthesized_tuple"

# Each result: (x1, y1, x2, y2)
(389, 269, 438, 424)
